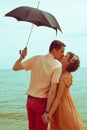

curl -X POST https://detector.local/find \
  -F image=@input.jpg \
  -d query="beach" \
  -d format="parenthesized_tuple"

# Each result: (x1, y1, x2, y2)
(0, 68, 87, 130)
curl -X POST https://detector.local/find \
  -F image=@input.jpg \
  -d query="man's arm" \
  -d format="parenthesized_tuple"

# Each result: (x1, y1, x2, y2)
(45, 83, 58, 112)
(45, 67, 62, 111)
(13, 57, 24, 71)
(42, 82, 58, 123)
(13, 47, 27, 71)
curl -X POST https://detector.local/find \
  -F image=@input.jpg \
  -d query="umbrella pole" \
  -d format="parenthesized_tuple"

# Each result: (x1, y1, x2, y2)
(25, 1, 40, 47)
(26, 24, 34, 47)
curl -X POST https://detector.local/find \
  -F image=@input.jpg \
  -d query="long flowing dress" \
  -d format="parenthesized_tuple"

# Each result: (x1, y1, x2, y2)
(50, 71, 85, 130)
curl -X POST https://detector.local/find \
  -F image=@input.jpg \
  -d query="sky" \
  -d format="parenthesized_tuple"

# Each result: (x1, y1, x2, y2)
(0, 0, 87, 69)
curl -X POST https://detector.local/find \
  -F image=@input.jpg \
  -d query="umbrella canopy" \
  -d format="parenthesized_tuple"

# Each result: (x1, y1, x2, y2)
(5, 6, 62, 33)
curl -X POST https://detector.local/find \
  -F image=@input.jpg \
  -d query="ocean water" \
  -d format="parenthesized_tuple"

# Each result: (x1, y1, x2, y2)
(0, 68, 87, 130)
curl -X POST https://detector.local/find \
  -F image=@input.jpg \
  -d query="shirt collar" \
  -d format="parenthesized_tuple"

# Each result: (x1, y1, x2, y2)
(47, 53, 54, 59)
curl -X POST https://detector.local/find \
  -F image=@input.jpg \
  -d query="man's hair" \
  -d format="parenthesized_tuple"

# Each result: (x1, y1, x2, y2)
(49, 40, 66, 52)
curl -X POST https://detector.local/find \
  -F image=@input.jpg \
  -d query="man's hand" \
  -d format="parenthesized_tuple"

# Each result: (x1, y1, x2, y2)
(13, 47, 27, 71)
(20, 47, 27, 59)
(42, 113, 51, 124)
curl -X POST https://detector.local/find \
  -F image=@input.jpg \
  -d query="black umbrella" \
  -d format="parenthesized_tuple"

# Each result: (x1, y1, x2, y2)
(5, 4, 62, 47)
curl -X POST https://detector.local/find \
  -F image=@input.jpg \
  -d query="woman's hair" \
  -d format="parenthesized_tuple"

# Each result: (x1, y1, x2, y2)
(49, 40, 66, 52)
(66, 52, 80, 72)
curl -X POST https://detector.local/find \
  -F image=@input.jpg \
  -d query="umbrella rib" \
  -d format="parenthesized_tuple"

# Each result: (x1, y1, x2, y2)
(41, 11, 53, 28)
(40, 11, 62, 33)
(43, 12, 58, 34)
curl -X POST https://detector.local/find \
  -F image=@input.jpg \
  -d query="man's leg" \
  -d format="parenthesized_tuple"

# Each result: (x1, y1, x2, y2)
(36, 113, 48, 130)
(26, 97, 36, 130)
(26, 96, 48, 130)
(35, 98, 48, 130)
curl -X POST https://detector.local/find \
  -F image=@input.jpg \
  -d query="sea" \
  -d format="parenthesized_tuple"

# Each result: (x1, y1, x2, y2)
(0, 67, 87, 130)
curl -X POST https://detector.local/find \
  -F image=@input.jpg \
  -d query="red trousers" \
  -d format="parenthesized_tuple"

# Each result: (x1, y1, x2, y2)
(26, 95, 48, 130)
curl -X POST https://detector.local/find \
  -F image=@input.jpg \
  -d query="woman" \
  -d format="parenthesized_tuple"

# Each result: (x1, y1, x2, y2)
(42, 52, 85, 130)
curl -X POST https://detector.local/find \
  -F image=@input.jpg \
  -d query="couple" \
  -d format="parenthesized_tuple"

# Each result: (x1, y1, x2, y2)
(13, 40, 85, 130)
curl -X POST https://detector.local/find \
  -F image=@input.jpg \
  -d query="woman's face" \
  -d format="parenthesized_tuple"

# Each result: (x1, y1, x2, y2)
(60, 53, 71, 71)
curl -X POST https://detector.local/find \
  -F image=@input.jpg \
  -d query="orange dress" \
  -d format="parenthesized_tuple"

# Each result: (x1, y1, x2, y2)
(50, 71, 85, 130)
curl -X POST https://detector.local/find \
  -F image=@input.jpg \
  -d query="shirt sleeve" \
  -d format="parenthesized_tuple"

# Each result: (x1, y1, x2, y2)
(22, 56, 37, 70)
(51, 65, 62, 83)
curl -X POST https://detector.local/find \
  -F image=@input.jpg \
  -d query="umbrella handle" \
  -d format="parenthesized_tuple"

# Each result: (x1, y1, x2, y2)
(26, 24, 34, 47)
(25, 1, 40, 47)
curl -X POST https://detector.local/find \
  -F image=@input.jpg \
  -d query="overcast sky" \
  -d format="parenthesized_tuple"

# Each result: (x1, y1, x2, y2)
(0, 0, 87, 69)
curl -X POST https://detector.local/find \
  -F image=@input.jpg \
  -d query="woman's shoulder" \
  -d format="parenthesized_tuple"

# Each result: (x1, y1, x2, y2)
(61, 71, 72, 86)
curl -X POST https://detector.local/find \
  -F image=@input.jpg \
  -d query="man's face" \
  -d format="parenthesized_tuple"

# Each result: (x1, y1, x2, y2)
(60, 53, 71, 69)
(54, 46, 65, 60)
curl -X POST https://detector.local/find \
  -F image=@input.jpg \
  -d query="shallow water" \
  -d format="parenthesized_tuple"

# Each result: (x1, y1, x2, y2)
(0, 68, 87, 130)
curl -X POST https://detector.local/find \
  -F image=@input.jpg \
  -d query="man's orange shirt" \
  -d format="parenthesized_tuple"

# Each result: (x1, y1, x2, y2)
(22, 53, 62, 98)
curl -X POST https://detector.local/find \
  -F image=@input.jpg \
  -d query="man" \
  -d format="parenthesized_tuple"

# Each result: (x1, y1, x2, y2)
(13, 40, 66, 130)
